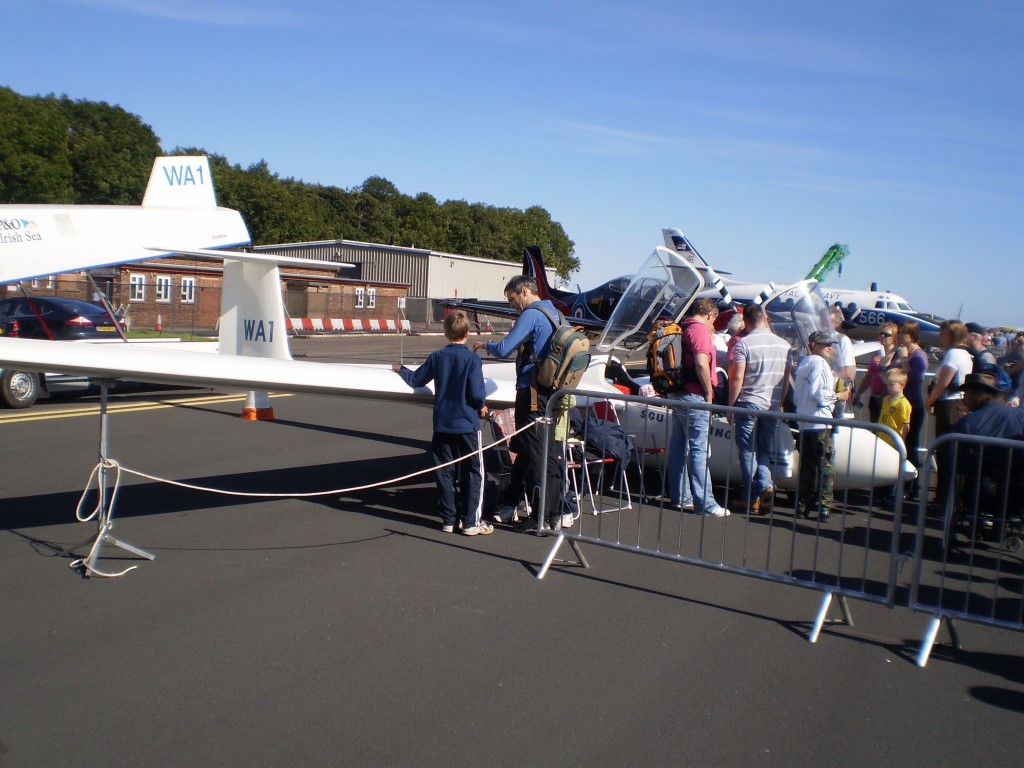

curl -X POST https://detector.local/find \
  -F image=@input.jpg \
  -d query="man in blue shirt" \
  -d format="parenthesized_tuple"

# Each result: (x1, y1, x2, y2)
(951, 367, 1024, 534)
(473, 275, 563, 531)
(955, 367, 1024, 440)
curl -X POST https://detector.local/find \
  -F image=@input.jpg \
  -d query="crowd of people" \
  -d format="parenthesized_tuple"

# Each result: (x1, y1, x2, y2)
(392, 281, 1024, 535)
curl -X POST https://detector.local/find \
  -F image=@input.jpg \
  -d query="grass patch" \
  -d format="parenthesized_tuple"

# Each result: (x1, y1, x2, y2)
(126, 329, 216, 341)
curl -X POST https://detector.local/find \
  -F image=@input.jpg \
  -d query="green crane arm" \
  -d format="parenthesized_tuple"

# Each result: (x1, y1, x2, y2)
(805, 243, 849, 283)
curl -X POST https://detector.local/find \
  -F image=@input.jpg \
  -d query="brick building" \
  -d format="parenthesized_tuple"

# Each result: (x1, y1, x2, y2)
(6, 238, 534, 334)
(8, 256, 407, 335)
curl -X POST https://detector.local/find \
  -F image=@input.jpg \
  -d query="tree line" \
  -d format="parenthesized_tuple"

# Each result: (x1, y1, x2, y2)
(0, 87, 579, 278)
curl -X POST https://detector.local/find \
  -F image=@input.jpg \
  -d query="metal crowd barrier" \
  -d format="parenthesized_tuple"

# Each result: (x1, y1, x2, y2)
(535, 388, 909, 644)
(910, 433, 1024, 667)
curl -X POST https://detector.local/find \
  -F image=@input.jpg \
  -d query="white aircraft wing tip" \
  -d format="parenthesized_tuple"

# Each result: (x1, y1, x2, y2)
(146, 246, 351, 270)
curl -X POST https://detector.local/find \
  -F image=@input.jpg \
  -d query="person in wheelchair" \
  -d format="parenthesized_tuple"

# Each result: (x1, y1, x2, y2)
(955, 367, 1023, 439)
(950, 367, 1024, 549)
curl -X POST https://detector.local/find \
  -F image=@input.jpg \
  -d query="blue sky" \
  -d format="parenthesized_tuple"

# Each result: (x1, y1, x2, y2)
(4, 0, 1022, 326)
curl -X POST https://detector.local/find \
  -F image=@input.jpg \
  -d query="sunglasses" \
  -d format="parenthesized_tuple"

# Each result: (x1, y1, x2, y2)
(879, 332, 893, 338)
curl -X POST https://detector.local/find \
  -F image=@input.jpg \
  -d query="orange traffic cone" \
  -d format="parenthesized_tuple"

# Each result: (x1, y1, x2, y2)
(241, 390, 275, 420)
(155, 314, 163, 333)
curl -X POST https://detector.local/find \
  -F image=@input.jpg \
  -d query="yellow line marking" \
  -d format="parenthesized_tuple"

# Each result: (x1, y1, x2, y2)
(0, 392, 293, 423)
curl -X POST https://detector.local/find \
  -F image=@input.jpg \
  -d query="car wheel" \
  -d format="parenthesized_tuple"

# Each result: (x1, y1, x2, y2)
(1, 369, 41, 408)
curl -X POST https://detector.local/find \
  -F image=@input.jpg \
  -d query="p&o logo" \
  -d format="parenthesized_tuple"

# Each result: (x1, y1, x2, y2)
(0, 217, 41, 244)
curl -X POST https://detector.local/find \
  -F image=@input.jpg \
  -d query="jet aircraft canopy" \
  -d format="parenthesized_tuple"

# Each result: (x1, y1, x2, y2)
(595, 246, 704, 353)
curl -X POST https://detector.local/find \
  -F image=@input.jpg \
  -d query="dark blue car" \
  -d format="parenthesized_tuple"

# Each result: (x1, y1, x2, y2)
(0, 296, 125, 340)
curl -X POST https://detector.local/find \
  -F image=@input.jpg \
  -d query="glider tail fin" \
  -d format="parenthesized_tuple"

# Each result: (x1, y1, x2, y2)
(218, 258, 293, 362)
(142, 156, 219, 209)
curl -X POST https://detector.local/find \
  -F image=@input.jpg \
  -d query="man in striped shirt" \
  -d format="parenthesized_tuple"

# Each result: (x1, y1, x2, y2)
(728, 303, 791, 514)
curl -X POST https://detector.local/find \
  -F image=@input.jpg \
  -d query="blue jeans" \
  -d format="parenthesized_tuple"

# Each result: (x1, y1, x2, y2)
(666, 392, 722, 514)
(734, 403, 776, 499)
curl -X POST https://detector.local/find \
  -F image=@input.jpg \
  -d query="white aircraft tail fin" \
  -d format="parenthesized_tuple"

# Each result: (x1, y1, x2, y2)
(662, 228, 712, 268)
(662, 227, 733, 305)
(148, 248, 346, 363)
(142, 156, 219, 208)
(219, 258, 293, 361)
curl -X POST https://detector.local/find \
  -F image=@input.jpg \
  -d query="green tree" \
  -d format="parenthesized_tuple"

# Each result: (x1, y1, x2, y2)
(59, 96, 161, 204)
(397, 192, 442, 250)
(0, 87, 73, 203)
(315, 184, 359, 237)
(212, 159, 328, 245)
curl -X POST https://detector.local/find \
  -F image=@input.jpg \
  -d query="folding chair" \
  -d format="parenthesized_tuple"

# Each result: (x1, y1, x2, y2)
(624, 428, 667, 504)
(569, 404, 633, 514)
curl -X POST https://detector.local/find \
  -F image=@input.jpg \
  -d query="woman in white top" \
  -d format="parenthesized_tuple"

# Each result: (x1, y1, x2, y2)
(925, 319, 972, 505)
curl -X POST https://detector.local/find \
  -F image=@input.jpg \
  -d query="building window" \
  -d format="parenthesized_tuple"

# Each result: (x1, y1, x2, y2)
(367, 287, 376, 309)
(180, 277, 195, 305)
(46, 275, 55, 289)
(355, 287, 365, 309)
(129, 274, 146, 302)
(156, 276, 172, 303)
(30, 278, 39, 288)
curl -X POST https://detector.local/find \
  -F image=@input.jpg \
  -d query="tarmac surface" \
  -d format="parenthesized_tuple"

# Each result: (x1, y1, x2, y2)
(1, 333, 1022, 767)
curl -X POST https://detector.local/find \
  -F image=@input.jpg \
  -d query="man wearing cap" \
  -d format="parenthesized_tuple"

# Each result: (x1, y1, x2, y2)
(965, 322, 997, 372)
(951, 368, 1024, 526)
(955, 367, 1024, 439)
(792, 330, 851, 521)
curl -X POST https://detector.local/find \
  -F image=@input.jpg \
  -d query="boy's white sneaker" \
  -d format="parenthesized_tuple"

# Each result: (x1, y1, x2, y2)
(463, 521, 494, 536)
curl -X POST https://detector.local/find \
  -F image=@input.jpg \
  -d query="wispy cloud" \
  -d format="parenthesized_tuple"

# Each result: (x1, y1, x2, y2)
(545, 117, 1021, 209)
(766, 166, 1023, 210)
(546, 118, 839, 166)
(58, 0, 315, 28)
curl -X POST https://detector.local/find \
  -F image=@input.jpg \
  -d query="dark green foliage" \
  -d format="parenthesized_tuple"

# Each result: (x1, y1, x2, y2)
(59, 96, 161, 204)
(0, 87, 74, 203)
(0, 88, 578, 279)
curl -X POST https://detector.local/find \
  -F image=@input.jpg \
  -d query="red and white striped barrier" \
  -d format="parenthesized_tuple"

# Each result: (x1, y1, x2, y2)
(286, 318, 411, 333)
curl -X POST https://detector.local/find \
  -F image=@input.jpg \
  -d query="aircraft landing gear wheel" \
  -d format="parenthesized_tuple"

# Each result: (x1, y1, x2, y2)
(1, 370, 41, 408)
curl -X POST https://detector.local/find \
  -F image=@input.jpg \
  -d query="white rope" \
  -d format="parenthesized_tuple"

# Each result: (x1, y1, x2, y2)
(74, 458, 122, 522)
(68, 457, 138, 576)
(69, 556, 138, 579)
(65, 416, 532, 576)
(82, 417, 533, 501)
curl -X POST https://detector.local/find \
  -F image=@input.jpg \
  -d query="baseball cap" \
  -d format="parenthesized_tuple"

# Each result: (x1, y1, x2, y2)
(963, 366, 1012, 393)
(965, 322, 985, 335)
(808, 330, 838, 345)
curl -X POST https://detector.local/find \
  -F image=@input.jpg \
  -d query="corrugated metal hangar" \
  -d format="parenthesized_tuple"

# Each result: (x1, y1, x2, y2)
(251, 239, 555, 325)
(252, 239, 552, 300)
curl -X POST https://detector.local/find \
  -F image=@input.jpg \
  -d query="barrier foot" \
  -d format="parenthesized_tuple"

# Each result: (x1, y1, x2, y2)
(808, 592, 832, 643)
(537, 533, 566, 579)
(569, 538, 590, 569)
(838, 595, 854, 628)
(808, 591, 855, 644)
(916, 615, 942, 667)
(916, 615, 961, 668)
(946, 616, 961, 651)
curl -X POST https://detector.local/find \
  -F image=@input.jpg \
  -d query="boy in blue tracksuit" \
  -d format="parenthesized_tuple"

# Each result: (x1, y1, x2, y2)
(393, 312, 492, 535)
